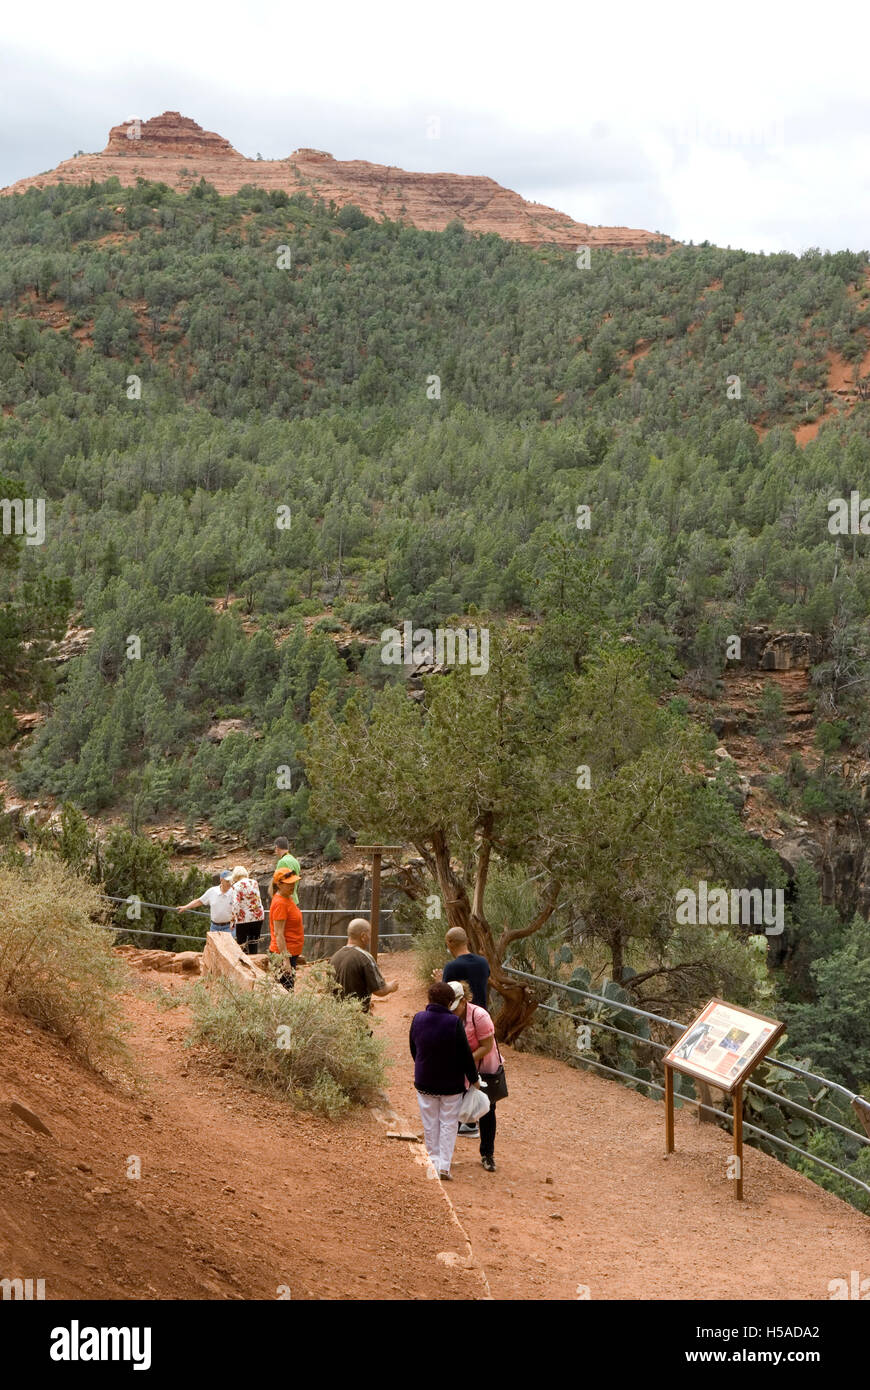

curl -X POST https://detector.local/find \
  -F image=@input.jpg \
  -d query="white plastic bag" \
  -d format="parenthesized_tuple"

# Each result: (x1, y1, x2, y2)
(458, 1085, 491, 1124)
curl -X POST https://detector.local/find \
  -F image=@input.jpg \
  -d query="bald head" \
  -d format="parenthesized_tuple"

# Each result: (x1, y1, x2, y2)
(348, 917, 371, 945)
(445, 927, 468, 956)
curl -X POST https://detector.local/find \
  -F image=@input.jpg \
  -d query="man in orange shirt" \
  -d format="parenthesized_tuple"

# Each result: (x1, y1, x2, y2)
(269, 870, 304, 990)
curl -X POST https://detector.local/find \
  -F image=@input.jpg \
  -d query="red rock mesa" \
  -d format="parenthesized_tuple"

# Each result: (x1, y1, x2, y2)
(2, 111, 669, 251)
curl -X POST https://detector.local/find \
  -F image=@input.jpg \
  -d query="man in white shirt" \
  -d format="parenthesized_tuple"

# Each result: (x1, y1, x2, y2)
(179, 871, 236, 937)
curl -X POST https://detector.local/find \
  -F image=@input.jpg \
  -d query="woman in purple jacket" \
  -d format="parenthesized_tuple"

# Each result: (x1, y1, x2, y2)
(409, 981, 481, 1180)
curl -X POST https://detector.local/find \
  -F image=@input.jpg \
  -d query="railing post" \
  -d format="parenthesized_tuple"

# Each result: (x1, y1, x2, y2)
(369, 850, 381, 960)
(733, 1084, 744, 1201)
(664, 1064, 675, 1154)
(357, 845, 403, 962)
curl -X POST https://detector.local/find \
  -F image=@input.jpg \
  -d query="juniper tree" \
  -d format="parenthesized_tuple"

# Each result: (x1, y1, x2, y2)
(305, 627, 768, 1040)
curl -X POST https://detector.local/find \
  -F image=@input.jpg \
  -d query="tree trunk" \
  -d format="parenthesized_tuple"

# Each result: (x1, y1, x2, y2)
(426, 832, 539, 1044)
(610, 931, 624, 985)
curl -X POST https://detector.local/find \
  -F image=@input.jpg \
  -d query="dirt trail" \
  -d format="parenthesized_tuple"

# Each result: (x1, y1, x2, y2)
(0, 972, 481, 1301)
(5, 955, 868, 1302)
(373, 955, 870, 1300)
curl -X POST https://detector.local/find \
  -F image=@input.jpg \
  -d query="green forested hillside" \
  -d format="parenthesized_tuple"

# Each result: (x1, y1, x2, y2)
(2, 177, 870, 826)
(2, 177, 870, 823)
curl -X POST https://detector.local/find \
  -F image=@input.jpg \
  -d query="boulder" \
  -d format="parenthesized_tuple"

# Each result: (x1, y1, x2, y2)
(740, 626, 771, 667)
(168, 951, 202, 975)
(10, 1100, 52, 1136)
(202, 931, 273, 992)
(13, 713, 42, 736)
(767, 831, 823, 879)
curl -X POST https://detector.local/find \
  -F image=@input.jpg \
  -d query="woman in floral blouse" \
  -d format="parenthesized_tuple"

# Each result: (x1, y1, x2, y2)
(229, 865, 265, 954)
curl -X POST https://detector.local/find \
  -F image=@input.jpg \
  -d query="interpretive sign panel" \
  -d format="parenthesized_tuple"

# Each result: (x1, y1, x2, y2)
(664, 998, 784, 1095)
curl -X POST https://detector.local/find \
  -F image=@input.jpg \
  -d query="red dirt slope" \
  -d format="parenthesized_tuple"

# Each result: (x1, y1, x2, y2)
(0, 971, 480, 1301)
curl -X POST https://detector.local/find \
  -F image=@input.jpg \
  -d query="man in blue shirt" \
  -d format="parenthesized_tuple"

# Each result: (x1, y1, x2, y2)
(441, 927, 490, 1006)
(440, 926, 491, 1136)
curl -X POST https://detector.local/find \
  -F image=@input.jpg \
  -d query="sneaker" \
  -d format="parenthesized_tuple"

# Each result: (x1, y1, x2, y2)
(458, 1122, 479, 1137)
(439, 1171, 453, 1181)
(481, 1155, 496, 1172)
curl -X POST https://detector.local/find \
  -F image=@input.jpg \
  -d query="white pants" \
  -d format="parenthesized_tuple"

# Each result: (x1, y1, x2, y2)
(416, 1092, 464, 1174)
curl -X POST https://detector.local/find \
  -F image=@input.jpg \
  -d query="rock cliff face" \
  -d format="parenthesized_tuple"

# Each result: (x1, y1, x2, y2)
(1, 111, 669, 252)
(103, 111, 235, 158)
(739, 626, 823, 672)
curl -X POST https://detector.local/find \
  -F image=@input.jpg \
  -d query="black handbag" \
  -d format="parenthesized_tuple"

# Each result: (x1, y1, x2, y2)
(483, 1061, 508, 1103)
(472, 1006, 508, 1102)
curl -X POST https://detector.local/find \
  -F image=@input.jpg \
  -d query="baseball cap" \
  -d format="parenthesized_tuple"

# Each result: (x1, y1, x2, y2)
(447, 981, 465, 1012)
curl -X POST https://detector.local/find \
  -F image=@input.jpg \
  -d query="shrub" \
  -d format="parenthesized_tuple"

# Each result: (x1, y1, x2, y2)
(0, 858, 132, 1076)
(816, 721, 848, 757)
(791, 1125, 870, 1215)
(800, 772, 862, 820)
(186, 960, 386, 1117)
(343, 602, 394, 635)
(786, 752, 808, 787)
(757, 681, 785, 746)
(336, 203, 370, 231)
(766, 773, 791, 806)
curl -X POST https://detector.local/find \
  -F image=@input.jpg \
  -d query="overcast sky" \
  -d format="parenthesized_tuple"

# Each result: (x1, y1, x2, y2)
(1, 0, 867, 256)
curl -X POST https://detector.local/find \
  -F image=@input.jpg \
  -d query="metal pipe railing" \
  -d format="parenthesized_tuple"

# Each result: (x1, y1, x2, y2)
(503, 964, 869, 1112)
(536, 1001, 869, 1145)
(101, 924, 412, 944)
(98, 893, 397, 916)
(503, 964, 870, 1196)
(95, 894, 412, 944)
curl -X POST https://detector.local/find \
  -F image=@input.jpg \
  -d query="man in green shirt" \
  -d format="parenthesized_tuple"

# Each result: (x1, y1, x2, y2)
(273, 837, 300, 905)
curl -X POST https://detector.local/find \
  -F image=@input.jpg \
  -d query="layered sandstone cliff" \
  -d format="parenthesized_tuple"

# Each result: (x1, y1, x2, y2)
(2, 111, 669, 251)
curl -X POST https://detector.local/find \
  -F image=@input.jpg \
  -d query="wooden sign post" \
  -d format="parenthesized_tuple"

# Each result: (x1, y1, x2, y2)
(358, 845, 403, 959)
(663, 998, 784, 1201)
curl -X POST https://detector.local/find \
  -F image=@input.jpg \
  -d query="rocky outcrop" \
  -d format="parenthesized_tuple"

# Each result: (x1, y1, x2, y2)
(105, 112, 235, 158)
(1, 111, 671, 252)
(45, 624, 93, 666)
(205, 718, 259, 743)
(740, 626, 822, 671)
(115, 945, 202, 974)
